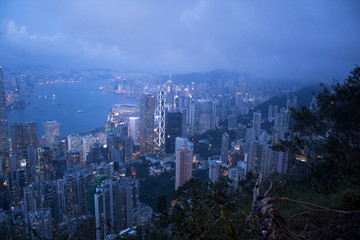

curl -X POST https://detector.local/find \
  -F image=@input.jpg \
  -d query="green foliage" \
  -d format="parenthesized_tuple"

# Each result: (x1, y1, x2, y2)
(139, 171, 175, 209)
(274, 66, 360, 195)
(169, 178, 249, 240)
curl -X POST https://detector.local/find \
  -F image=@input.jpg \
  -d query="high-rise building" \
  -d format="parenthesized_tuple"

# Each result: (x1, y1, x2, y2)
(11, 122, 38, 158)
(0, 67, 9, 153)
(175, 137, 193, 190)
(192, 99, 216, 134)
(11, 122, 23, 157)
(129, 117, 139, 142)
(57, 170, 93, 218)
(154, 87, 166, 148)
(44, 121, 60, 146)
(27, 208, 53, 240)
(209, 161, 220, 183)
(139, 94, 155, 155)
(67, 134, 81, 151)
(221, 133, 230, 164)
(37, 147, 53, 183)
(94, 178, 138, 240)
(228, 114, 237, 131)
(81, 134, 97, 164)
(247, 141, 262, 173)
(114, 122, 128, 138)
(165, 111, 182, 154)
(41, 187, 61, 229)
(252, 112, 261, 140)
(66, 150, 81, 169)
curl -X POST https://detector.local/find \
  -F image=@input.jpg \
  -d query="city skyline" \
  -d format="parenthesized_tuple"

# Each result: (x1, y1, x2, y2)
(0, 1, 359, 239)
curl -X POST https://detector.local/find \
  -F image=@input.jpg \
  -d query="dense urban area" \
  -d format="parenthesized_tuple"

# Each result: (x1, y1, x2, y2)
(1, 65, 359, 239)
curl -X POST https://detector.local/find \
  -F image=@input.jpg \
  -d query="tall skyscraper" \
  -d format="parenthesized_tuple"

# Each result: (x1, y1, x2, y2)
(154, 87, 166, 148)
(0, 67, 9, 153)
(165, 111, 182, 154)
(11, 122, 23, 157)
(221, 133, 230, 164)
(252, 112, 261, 140)
(81, 134, 97, 164)
(129, 117, 139, 141)
(175, 137, 193, 190)
(11, 122, 38, 158)
(191, 99, 216, 134)
(94, 178, 138, 240)
(44, 121, 60, 146)
(139, 94, 155, 155)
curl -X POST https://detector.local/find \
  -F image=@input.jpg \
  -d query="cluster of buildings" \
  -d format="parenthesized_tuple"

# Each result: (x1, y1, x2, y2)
(0, 67, 153, 239)
(0, 66, 300, 239)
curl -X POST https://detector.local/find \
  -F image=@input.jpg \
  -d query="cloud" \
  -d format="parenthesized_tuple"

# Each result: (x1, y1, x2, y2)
(0, 1, 359, 80)
(3, 19, 64, 43)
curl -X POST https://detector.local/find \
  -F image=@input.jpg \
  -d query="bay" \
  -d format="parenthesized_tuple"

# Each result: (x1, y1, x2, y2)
(7, 79, 138, 138)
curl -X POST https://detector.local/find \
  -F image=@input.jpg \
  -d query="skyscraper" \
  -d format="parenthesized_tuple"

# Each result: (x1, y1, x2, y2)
(175, 137, 193, 190)
(27, 208, 53, 240)
(44, 121, 60, 146)
(129, 117, 139, 142)
(67, 134, 81, 151)
(94, 178, 137, 240)
(81, 134, 97, 165)
(154, 87, 166, 148)
(0, 67, 9, 153)
(221, 133, 230, 164)
(165, 111, 182, 154)
(191, 99, 216, 134)
(11, 122, 38, 158)
(209, 161, 220, 183)
(139, 94, 155, 155)
(252, 112, 261, 140)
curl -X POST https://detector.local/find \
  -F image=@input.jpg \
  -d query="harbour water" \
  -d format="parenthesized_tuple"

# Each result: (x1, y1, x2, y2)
(7, 79, 138, 137)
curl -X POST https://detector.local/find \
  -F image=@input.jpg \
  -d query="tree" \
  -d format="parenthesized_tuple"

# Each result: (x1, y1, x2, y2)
(275, 66, 360, 193)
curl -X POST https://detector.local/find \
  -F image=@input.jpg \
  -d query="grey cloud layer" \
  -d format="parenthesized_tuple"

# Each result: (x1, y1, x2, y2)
(0, 0, 359, 81)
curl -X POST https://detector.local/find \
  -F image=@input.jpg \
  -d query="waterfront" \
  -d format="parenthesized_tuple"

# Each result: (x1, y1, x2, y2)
(7, 79, 138, 137)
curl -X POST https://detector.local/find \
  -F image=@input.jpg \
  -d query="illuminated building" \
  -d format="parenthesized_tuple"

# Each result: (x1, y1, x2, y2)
(94, 178, 138, 240)
(139, 94, 155, 155)
(129, 117, 139, 142)
(81, 134, 97, 165)
(57, 170, 93, 218)
(44, 121, 60, 146)
(37, 147, 52, 183)
(190, 99, 216, 134)
(66, 150, 81, 169)
(154, 87, 166, 148)
(114, 122, 128, 138)
(67, 134, 81, 151)
(27, 208, 53, 240)
(175, 137, 193, 190)
(11, 122, 38, 158)
(41, 187, 61, 229)
(252, 112, 261, 140)
(165, 111, 182, 154)
(0, 67, 9, 173)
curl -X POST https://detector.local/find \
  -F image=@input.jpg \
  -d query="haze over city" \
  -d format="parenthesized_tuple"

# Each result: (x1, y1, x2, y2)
(0, 1, 360, 240)
(1, 0, 360, 81)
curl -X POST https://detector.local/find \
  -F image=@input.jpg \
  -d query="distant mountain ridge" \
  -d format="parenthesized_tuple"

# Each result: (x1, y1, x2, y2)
(252, 84, 322, 118)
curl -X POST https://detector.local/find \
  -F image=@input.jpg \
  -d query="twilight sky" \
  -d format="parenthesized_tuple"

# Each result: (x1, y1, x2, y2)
(0, 0, 359, 81)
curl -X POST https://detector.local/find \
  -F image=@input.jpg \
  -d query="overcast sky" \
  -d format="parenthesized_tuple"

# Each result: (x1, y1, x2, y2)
(0, 0, 359, 81)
